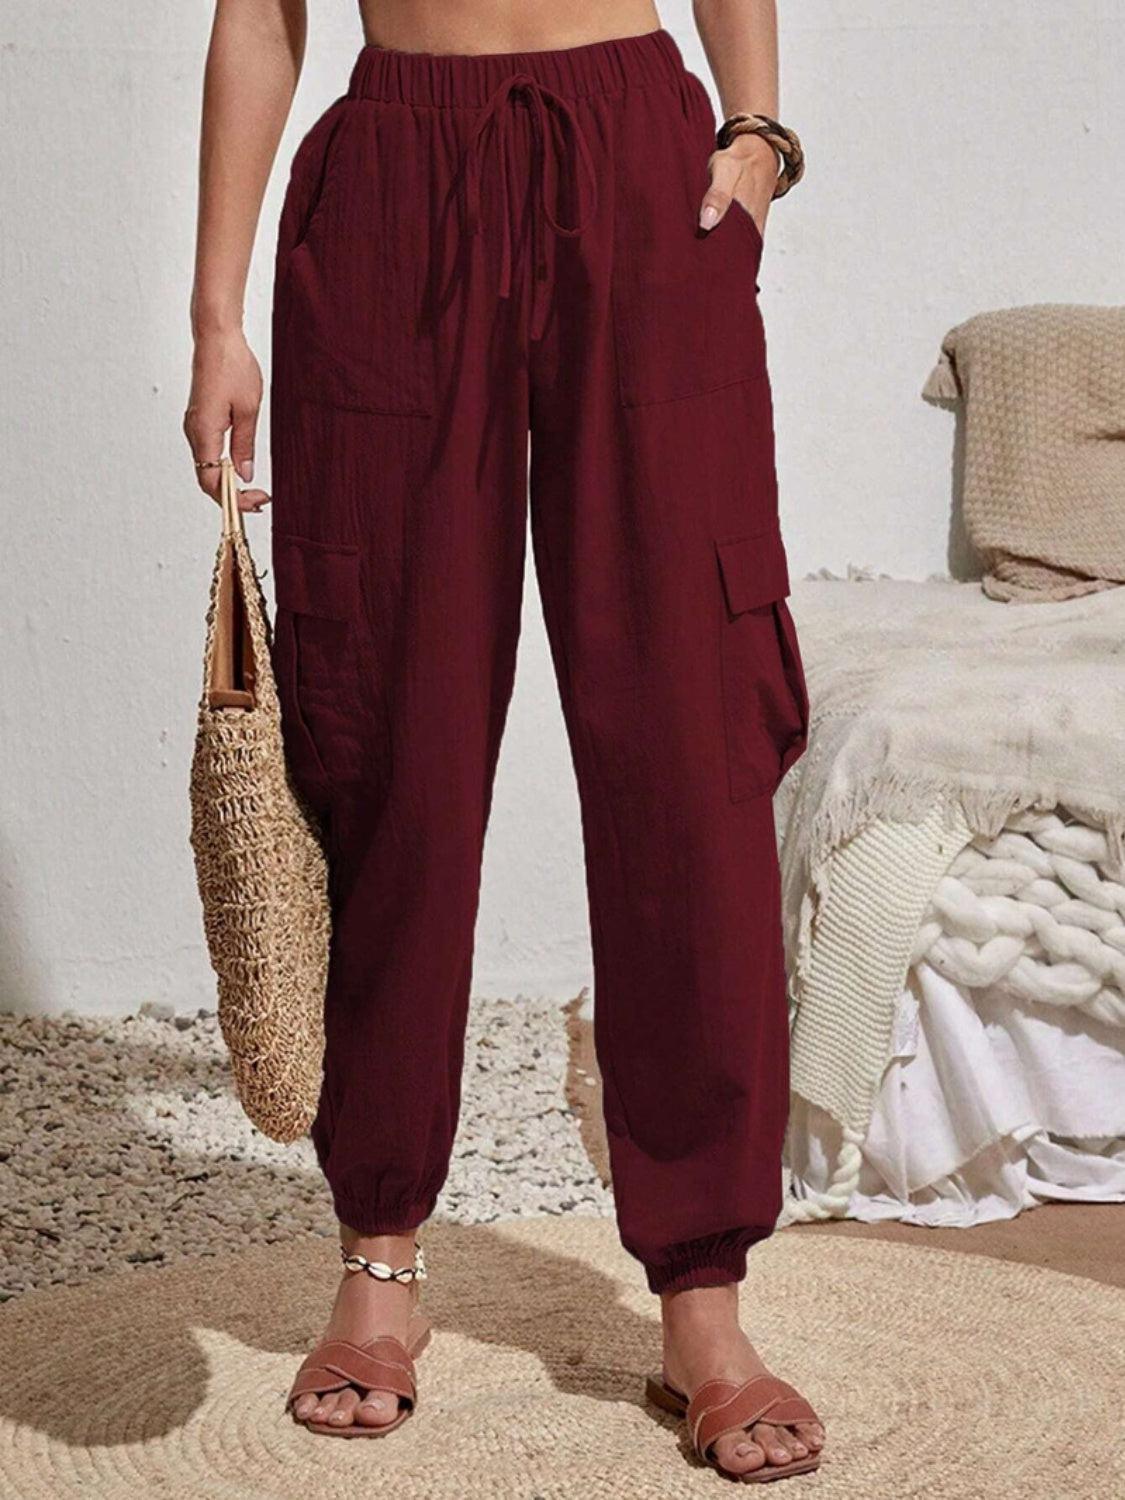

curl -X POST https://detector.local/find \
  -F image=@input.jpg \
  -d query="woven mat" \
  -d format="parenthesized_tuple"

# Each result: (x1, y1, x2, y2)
(2, 1217, 1122, 1499)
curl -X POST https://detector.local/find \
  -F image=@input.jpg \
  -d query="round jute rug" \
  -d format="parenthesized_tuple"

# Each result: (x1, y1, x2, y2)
(2, 1215, 1122, 1499)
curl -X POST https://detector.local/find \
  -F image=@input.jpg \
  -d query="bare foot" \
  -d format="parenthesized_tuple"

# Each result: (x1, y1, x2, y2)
(291, 1230, 421, 1431)
(661, 1284, 825, 1479)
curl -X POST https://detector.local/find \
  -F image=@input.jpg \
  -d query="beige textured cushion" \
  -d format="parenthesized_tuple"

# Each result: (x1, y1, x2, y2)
(924, 304, 1125, 601)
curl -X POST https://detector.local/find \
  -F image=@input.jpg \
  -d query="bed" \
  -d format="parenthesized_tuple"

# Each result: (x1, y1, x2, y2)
(776, 575, 1125, 1226)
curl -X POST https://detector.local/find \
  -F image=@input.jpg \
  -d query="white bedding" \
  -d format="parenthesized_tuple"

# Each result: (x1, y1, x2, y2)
(787, 962, 1125, 1227)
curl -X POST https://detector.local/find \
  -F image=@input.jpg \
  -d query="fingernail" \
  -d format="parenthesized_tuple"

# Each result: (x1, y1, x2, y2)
(700, 204, 720, 231)
(239, 461, 253, 482)
(735, 1443, 752, 1456)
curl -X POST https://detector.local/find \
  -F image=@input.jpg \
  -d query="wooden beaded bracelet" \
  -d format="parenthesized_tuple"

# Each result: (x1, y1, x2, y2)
(715, 113, 805, 200)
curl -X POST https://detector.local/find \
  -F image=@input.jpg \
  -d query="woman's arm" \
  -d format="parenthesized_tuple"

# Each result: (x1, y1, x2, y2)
(184, 0, 306, 506)
(692, 0, 781, 235)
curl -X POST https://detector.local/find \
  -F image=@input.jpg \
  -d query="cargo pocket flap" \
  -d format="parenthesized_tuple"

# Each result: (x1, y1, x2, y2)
(716, 528, 791, 616)
(273, 535, 361, 620)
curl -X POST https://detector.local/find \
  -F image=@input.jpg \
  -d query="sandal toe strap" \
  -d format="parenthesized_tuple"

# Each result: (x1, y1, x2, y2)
(288, 1337, 417, 1409)
(688, 1375, 821, 1459)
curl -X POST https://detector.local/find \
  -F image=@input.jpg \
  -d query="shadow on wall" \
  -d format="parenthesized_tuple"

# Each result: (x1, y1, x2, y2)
(0, 829, 49, 1015)
(925, 394, 982, 582)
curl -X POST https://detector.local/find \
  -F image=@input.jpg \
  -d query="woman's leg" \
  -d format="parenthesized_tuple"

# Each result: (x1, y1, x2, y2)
(525, 32, 819, 1476)
(271, 60, 530, 1426)
(529, 40, 801, 1300)
(290, 1231, 421, 1429)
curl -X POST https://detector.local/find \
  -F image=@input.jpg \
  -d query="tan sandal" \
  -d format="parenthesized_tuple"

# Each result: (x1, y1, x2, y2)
(288, 1244, 432, 1439)
(646, 1369, 823, 1483)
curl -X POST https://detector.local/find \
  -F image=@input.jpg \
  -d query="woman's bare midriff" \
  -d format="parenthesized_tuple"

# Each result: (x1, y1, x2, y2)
(360, 0, 662, 56)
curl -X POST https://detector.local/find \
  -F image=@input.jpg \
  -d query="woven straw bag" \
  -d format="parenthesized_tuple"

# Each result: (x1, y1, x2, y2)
(189, 458, 329, 1142)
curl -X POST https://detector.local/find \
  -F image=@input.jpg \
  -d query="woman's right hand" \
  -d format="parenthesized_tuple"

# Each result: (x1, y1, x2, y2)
(183, 326, 271, 510)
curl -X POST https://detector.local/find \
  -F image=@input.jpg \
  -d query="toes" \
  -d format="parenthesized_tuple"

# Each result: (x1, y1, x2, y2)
(751, 1422, 797, 1467)
(775, 1423, 809, 1459)
(711, 1432, 767, 1477)
(292, 1394, 319, 1422)
(328, 1389, 360, 1428)
(312, 1392, 339, 1425)
(356, 1389, 402, 1428)
(795, 1420, 825, 1451)
(297, 1385, 402, 1430)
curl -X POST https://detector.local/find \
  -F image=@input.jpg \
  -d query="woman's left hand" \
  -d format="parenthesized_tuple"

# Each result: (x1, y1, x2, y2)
(699, 131, 777, 237)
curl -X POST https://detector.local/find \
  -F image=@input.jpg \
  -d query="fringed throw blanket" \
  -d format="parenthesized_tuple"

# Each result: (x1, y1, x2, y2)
(777, 576, 1125, 1014)
(923, 304, 1125, 601)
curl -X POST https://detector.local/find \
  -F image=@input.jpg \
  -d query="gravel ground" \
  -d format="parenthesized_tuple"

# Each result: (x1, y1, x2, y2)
(0, 997, 612, 1299)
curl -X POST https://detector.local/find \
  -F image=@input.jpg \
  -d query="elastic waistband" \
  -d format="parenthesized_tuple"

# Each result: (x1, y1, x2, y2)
(347, 28, 687, 107)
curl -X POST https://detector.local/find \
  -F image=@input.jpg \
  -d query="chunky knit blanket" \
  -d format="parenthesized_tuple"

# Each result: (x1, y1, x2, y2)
(918, 809, 1125, 1028)
(782, 803, 1125, 1224)
(923, 304, 1125, 601)
(777, 576, 1125, 1017)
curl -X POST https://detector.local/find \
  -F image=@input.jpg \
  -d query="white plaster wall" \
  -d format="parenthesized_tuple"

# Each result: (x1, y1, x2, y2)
(2, 2, 1122, 1015)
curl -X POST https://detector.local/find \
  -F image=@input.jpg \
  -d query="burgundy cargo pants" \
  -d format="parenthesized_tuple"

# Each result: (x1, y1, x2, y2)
(270, 30, 808, 1294)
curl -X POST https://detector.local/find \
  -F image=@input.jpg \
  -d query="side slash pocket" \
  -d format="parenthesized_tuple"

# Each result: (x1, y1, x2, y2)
(716, 527, 809, 802)
(271, 535, 374, 818)
(612, 202, 767, 408)
(274, 100, 434, 418)
(611, 77, 768, 408)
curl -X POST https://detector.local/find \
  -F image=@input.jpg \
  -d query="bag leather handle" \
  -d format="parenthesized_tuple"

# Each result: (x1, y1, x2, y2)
(206, 457, 257, 711)
(219, 456, 246, 540)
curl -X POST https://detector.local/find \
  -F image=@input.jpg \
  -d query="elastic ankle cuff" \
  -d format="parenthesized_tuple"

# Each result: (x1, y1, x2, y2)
(328, 1192, 437, 1239)
(644, 1226, 772, 1295)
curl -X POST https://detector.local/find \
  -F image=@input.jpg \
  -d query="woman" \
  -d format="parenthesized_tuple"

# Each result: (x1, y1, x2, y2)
(185, 0, 820, 1480)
